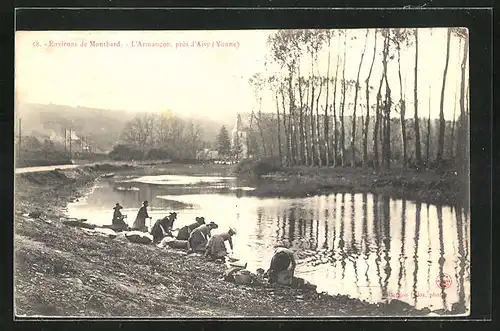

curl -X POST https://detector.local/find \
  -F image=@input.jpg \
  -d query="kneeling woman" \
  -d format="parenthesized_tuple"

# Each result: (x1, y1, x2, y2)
(187, 221, 218, 253)
(266, 245, 296, 285)
(111, 203, 128, 231)
(176, 216, 205, 241)
(205, 227, 236, 260)
(150, 212, 178, 243)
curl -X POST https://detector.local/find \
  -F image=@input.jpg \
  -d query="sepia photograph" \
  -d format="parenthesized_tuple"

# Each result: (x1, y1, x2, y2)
(14, 28, 470, 318)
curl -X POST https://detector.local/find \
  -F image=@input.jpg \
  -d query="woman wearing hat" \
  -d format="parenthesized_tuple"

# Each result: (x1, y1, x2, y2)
(205, 227, 237, 261)
(187, 221, 218, 253)
(131, 201, 151, 232)
(150, 212, 178, 243)
(176, 216, 205, 241)
(111, 203, 128, 231)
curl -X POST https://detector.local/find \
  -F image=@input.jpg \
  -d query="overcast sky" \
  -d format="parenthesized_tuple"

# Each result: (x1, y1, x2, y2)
(15, 28, 468, 121)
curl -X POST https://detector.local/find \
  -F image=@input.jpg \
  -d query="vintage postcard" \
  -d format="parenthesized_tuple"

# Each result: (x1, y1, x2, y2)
(14, 28, 470, 318)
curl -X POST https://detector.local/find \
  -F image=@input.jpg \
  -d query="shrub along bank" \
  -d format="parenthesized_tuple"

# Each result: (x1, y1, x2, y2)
(233, 158, 468, 206)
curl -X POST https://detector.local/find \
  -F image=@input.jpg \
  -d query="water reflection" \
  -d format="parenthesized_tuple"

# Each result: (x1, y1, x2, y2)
(437, 205, 448, 310)
(362, 193, 373, 302)
(373, 194, 384, 302)
(412, 201, 421, 305)
(382, 196, 392, 302)
(454, 206, 467, 314)
(398, 199, 407, 299)
(67, 175, 470, 314)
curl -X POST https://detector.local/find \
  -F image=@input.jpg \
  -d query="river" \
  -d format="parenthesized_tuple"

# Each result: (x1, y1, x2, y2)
(67, 173, 470, 314)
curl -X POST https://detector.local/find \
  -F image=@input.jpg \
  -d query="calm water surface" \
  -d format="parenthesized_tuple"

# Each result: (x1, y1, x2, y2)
(67, 173, 470, 314)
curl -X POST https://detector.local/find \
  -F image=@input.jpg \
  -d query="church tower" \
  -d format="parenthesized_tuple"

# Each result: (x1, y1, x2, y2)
(231, 114, 249, 160)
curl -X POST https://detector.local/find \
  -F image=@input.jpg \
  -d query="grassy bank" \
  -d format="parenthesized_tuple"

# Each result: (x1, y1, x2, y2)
(240, 165, 468, 206)
(13, 163, 441, 317)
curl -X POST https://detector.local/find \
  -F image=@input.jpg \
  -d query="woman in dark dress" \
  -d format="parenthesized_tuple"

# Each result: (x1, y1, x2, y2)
(176, 216, 205, 240)
(266, 245, 296, 285)
(150, 212, 178, 243)
(131, 201, 151, 232)
(205, 227, 236, 260)
(187, 221, 218, 253)
(111, 203, 128, 231)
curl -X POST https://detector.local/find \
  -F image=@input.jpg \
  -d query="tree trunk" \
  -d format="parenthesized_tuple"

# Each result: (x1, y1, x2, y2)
(450, 88, 457, 159)
(315, 76, 324, 166)
(332, 38, 341, 167)
(324, 36, 332, 167)
(275, 91, 283, 166)
(364, 29, 377, 168)
(437, 28, 452, 169)
(413, 28, 423, 170)
(382, 34, 392, 169)
(426, 83, 431, 164)
(287, 73, 297, 166)
(351, 29, 369, 168)
(374, 72, 385, 170)
(340, 34, 347, 167)
(298, 74, 306, 165)
(310, 72, 316, 166)
(280, 87, 290, 166)
(304, 79, 310, 164)
(456, 29, 469, 176)
(254, 98, 267, 157)
(396, 41, 407, 170)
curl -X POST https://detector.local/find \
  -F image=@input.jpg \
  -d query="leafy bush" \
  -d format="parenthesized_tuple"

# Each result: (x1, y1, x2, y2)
(108, 144, 144, 161)
(145, 148, 171, 160)
(234, 157, 281, 177)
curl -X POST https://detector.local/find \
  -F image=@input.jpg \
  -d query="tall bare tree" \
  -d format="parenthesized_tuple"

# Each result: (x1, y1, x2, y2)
(413, 28, 423, 170)
(249, 73, 268, 157)
(392, 28, 413, 169)
(450, 85, 458, 159)
(436, 28, 452, 169)
(268, 75, 283, 165)
(267, 30, 303, 165)
(363, 29, 377, 168)
(315, 76, 324, 166)
(351, 29, 369, 167)
(453, 27, 469, 176)
(297, 75, 306, 164)
(381, 31, 392, 169)
(374, 64, 385, 169)
(331, 33, 342, 167)
(323, 31, 333, 166)
(280, 83, 291, 166)
(426, 83, 431, 164)
(340, 31, 347, 167)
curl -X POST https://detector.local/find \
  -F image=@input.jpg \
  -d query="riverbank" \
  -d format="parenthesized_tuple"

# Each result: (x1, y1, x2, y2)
(243, 166, 467, 207)
(13, 163, 444, 317)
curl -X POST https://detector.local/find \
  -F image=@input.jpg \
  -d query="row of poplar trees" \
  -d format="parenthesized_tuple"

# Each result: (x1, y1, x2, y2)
(248, 28, 469, 175)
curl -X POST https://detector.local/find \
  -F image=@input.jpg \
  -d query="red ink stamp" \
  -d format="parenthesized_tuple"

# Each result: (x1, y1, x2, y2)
(436, 273, 452, 289)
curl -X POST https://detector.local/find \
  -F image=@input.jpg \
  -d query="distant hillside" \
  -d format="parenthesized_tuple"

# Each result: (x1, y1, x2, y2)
(16, 103, 137, 152)
(15, 103, 232, 151)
